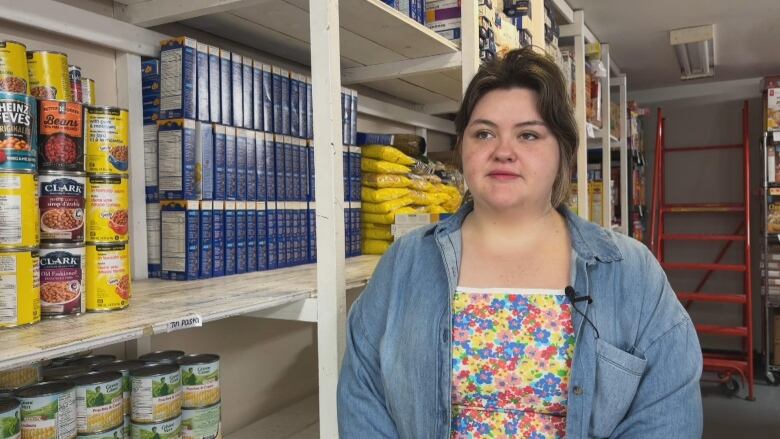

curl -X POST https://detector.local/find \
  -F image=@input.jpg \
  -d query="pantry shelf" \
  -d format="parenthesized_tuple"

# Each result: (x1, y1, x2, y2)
(0, 256, 379, 372)
(228, 394, 319, 439)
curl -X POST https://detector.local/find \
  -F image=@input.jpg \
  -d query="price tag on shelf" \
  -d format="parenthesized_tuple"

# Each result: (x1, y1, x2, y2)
(153, 314, 203, 334)
(774, 131, 780, 143)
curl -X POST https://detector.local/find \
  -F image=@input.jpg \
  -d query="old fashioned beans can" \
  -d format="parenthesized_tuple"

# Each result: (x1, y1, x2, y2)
(0, 172, 39, 249)
(85, 106, 128, 175)
(85, 241, 130, 311)
(0, 92, 37, 172)
(130, 364, 181, 424)
(81, 78, 95, 106)
(40, 244, 85, 318)
(0, 396, 21, 439)
(15, 381, 77, 439)
(0, 40, 29, 94)
(73, 372, 124, 435)
(69, 66, 82, 104)
(26, 50, 71, 101)
(0, 248, 40, 328)
(38, 100, 84, 172)
(40, 171, 85, 244)
(86, 174, 128, 243)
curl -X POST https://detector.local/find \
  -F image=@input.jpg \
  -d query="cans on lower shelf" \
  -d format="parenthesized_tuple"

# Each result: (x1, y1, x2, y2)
(130, 364, 182, 424)
(14, 381, 77, 439)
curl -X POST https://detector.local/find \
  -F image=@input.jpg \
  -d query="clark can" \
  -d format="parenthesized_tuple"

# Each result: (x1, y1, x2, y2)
(0, 92, 37, 172)
(39, 171, 85, 244)
(26, 50, 71, 101)
(0, 40, 29, 94)
(40, 245, 86, 318)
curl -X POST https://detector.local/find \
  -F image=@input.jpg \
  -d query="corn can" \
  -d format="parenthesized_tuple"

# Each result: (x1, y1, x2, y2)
(93, 360, 146, 417)
(81, 78, 95, 106)
(130, 365, 181, 424)
(131, 416, 180, 439)
(76, 423, 124, 439)
(0, 397, 21, 439)
(0, 248, 40, 328)
(0, 92, 37, 172)
(86, 174, 128, 243)
(177, 355, 219, 409)
(85, 242, 130, 311)
(0, 40, 29, 94)
(0, 172, 39, 248)
(26, 50, 71, 101)
(0, 364, 40, 390)
(123, 415, 129, 439)
(181, 403, 221, 439)
(69, 66, 82, 105)
(137, 351, 184, 366)
(42, 365, 89, 382)
(38, 100, 84, 172)
(85, 107, 128, 174)
(40, 244, 85, 317)
(14, 381, 77, 439)
(73, 372, 124, 434)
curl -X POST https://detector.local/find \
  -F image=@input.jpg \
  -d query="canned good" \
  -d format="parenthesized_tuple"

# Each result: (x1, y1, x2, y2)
(69, 66, 82, 104)
(63, 356, 116, 370)
(123, 415, 129, 439)
(76, 423, 123, 439)
(26, 50, 71, 101)
(0, 92, 37, 172)
(14, 381, 77, 439)
(38, 100, 84, 172)
(73, 372, 123, 434)
(137, 352, 184, 366)
(51, 351, 93, 368)
(40, 245, 86, 317)
(93, 361, 145, 417)
(0, 41, 29, 94)
(0, 248, 40, 328)
(40, 172, 85, 244)
(86, 174, 128, 243)
(85, 107, 128, 175)
(85, 242, 130, 311)
(131, 416, 180, 439)
(181, 402, 219, 439)
(81, 78, 95, 106)
(0, 172, 39, 248)
(0, 365, 40, 390)
(177, 355, 219, 409)
(0, 397, 21, 439)
(42, 365, 89, 382)
(130, 365, 181, 424)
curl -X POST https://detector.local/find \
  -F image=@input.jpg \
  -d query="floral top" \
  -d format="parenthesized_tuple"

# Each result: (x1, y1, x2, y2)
(451, 287, 576, 438)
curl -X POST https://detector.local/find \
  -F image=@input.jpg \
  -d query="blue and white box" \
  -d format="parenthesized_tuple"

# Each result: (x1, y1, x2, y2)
(161, 200, 200, 280)
(246, 201, 257, 271)
(224, 200, 237, 275)
(298, 76, 306, 142)
(212, 200, 225, 277)
(307, 202, 317, 262)
(236, 128, 248, 201)
(341, 88, 349, 145)
(220, 49, 232, 126)
(146, 201, 161, 278)
(231, 53, 244, 128)
(199, 200, 213, 279)
(257, 201, 268, 271)
(143, 123, 158, 202)
(272, 66, 283, 134)
(274, 135, 285, 202)
(142, 58, 161, 77)
(281, 68, 290, 135)
(213, 124, 226, 200)
(252, 60, 263, 131)
(284, 136, 294, 201)
(208, 46, 221, 123)
(246, 130, 257, 201)
(226, 126, 237, 200)
(256, 131, 268, 202)
(197, 121, 214, 200)
(290, 73, 300, 137)
(236, 201, 247, 274)
(263, 64, 274, 133)
(160, 37, 197, 120)
(265, 133, 277, 202)
(350, 89, 358, 145)
(267, 201, 278, 269)
(306, 77, 313, 139)
(158, 119, 199, 200)
(196, 43, 209, 122)
(242, 56, 253, 129)
(307, 140, 315, 201)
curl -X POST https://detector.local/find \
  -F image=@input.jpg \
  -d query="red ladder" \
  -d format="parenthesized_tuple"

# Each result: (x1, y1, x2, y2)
(649, 101, 754, 400)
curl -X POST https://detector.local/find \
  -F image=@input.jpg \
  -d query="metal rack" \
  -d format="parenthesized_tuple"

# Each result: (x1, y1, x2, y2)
(761, 130, 780, 383)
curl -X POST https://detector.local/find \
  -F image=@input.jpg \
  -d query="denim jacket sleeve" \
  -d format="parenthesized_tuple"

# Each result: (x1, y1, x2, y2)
(610, 249, 703, 439)
(338, 244, 400, 438)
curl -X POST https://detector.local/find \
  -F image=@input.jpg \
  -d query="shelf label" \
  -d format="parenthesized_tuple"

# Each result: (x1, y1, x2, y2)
(774, 131, 780, 143)
(153, 314, 203, 334)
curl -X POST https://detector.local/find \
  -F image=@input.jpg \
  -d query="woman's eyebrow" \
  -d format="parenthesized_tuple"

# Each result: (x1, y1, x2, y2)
(470, 119, 546, 128)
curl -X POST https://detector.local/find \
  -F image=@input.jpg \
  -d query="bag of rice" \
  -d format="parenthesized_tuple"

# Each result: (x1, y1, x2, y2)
(362, 145, 416, 166)
(361, 187, 411, 203)
(362, 173, 412, 188)
(361, 206, 417, 225)
(363, 239, 392, 255)
(362, 158, 411, 174)
(362, 197, 413, 214)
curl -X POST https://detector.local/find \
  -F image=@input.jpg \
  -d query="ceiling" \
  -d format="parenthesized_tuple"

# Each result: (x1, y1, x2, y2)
(567, 0, 780, 91)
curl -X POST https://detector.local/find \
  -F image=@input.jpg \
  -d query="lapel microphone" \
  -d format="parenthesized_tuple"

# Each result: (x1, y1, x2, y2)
(564, 286, 600, 339)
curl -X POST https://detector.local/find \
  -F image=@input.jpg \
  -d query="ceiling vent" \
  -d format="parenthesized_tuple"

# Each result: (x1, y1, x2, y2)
(670, 24, 715, 80)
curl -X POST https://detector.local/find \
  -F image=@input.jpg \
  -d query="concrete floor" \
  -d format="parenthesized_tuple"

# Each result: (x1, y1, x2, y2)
(703, 380, 780, 438)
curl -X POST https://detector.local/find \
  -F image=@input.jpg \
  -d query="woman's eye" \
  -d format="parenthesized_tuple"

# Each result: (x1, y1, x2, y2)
(520, 132, 539, 141)
(475, 130, 494, 140)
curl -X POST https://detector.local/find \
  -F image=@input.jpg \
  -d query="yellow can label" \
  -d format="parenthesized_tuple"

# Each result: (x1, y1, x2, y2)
(0, 173, 39, 248)
(0, 249, 41, 327)
(86, 175, 128, 242)
(86, 242, 131, 311)
(26, 51, 71, 101)
(0, 41, 29, 94)
(85, 107, 129, 174)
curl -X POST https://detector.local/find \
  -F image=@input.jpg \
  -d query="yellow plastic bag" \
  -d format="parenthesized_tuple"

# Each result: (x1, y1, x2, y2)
(362, 225, 393, 240)
(362, 158, 411, 175)
(361, 187, 410, 203)
(362, 206, 417, 225)
(407, 175, 433, 192)
(408, 190, 445, 206)
(362, 173, 412, 188)
(362, 145, 416, 166)
(362, 197, 413, 214)
(426, 205, 447, 214)
(362, 239, 392, 255)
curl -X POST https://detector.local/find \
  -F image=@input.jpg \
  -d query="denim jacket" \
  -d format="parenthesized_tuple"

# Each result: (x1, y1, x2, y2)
(338, 203, 703, 438)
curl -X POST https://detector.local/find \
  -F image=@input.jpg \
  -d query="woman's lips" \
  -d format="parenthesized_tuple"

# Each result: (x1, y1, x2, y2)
(487, 171, 520, 180)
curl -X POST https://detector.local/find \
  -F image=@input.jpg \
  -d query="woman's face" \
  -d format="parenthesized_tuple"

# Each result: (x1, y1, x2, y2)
(461, 87, 560, 211)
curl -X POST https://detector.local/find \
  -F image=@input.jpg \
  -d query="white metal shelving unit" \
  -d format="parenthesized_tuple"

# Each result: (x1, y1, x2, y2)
(0, 0, 469, 437)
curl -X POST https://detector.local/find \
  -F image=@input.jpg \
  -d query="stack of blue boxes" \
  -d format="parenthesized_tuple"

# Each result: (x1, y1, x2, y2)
(142, 58, 162, 278)
(382, 0, 426, 25)
(146, 37, 360, 281)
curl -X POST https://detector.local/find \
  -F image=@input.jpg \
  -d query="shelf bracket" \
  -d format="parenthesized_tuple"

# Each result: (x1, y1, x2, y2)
(115, 0, 274, 27)
(246, 298, 319, 323)
(342, 53, 461, 85)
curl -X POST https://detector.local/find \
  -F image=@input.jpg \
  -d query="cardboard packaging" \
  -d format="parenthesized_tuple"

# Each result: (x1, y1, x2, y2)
(160, 37, 197, 119)
(161, 200, 200, 280)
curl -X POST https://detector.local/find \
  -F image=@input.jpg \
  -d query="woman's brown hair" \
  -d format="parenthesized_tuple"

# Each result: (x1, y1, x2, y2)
(454, 46, 578, 208)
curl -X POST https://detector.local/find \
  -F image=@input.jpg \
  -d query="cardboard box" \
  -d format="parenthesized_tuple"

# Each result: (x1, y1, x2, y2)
(252, 60, 263, 131)
(257, 201, 269, 271)
(769, 201, 780, 233)
(246, 201, 257, 272)
(208, 46, 221, 123)
(224, 200, 237, 275)
(298, 76, 307, 141)
(213, 124, 227, 200)
(199, 200, 213, 279)
(197, 122, 214, 200)
(212, 200, 225, 277)
(274, 135, 286, 201)
(267, 201, 278, 269)
(226, 126, 237, 200)
(146, 201, 161, 278)
(247, 130, 257, 201)
(143, 123, 158, 202)
(160, 37, 197, 120)
(265, 133, 277, 202)
(341, 88, 349, 146)
(142, 58, 161, 77)
(263, 64, 274, 133)
(307, 201, 317, 262)
(161, 200, 200, 280)
(306, 77, 313, 139)
(196, 43, 210, 122)
(232, 53, 244, 128)
(291, 73, 300, 137)
(220, 49, 232, 126)
(256, 131, 268, 202)
(236, 201, 247, 274)
(281, 68, 290, 135)
(242, 57, 253, 129)
(768, 87, 780, 131)
(350, 89, 358, 146)
(307, 140, 315, 201)
(236, 128, 248, 201)
(158, 119, 199, 200)
(293, 138, 304, 202)
(272, 66, 283, 134)
(285, 136, 295, 201)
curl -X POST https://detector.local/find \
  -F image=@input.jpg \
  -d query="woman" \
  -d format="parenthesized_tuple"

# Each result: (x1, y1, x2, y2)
(338, 47, 703, 438)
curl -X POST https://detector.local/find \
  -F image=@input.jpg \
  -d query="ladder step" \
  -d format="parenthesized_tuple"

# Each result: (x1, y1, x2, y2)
(662, 234, 745, 241)
(695, 324, 748, 337)
(664, 144, 742, 153)
(703, 357, 749, 372)
(676, 292, 747, 304)
(661, 203, 745, 213)
(661, 262, 746, 272)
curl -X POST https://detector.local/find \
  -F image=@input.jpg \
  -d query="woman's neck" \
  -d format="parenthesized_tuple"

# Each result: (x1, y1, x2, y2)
(465, 199, 564, 250)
